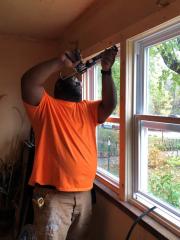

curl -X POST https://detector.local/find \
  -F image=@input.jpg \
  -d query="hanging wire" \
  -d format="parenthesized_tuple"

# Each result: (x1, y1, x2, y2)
(125, 206, 157, 240)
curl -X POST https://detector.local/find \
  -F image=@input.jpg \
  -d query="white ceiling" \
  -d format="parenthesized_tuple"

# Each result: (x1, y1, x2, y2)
(0, 0, 96, 40)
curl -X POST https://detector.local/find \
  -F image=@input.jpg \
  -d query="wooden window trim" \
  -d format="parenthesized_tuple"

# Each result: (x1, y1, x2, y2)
(135, 114, 180, 124)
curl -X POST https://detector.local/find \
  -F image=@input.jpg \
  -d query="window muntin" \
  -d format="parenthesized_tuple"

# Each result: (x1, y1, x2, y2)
(133, 23, 180, 225)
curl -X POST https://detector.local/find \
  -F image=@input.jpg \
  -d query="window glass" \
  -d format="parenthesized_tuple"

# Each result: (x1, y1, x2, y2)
(146, 36, 180, 116)
(139, 121, 180, 210)
(97, 122, 120, 177)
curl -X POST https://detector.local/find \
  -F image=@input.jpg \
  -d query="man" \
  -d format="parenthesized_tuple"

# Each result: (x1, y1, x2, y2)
(21, 47, 117, 240)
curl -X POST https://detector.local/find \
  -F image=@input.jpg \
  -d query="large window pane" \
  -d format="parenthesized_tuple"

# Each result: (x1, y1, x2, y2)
(97, 122, 119, 178)
(146, 36, 180, 116)
(139, 121, 180, 210)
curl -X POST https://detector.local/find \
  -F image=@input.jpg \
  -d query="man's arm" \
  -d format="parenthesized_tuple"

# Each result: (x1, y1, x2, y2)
(98, 49, 117, 123)
(21, 51, 80, 106)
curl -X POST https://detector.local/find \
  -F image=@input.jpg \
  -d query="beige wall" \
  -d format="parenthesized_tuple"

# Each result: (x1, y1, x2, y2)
(0, 36, 58, 163)
(90, 192, 158, 240)
(59, 0, 179, 55)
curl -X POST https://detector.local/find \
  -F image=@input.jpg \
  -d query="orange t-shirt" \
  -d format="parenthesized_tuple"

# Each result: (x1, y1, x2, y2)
(23, 91, 101, 191)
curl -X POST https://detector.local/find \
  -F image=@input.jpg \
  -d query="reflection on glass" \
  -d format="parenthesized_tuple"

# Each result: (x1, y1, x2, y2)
(147, 36, 180, 116)
(97, 122, 119, 178)
(140, 122, 180, 210)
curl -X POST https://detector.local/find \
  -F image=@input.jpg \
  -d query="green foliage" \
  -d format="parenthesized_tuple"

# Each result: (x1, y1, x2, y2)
(166, 156, 180, 167)
(149, 171, 180, 208)
(158, 37, 180, 74)
(157, 142, 180, 151)
(148, 139, 180, 209)
(149, 136, 180, 151)
(148, 36, 180, 115)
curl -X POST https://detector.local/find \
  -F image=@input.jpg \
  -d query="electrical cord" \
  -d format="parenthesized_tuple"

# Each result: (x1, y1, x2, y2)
(125, 206, 157, 240)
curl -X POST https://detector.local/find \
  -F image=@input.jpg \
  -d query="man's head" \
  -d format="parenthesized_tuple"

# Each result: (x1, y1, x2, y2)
(54, 75, 82, 102)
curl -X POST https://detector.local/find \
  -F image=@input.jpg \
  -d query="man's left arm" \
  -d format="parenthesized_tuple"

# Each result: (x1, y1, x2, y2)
(98, 48, 117, 123)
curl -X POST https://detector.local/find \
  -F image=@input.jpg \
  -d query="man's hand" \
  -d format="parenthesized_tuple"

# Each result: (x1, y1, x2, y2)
(60, 49, 81, 69)
(101, 48, 117, 71)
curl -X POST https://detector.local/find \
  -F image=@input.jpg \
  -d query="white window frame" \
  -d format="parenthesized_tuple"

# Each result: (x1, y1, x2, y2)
(128, 19, 180, 231)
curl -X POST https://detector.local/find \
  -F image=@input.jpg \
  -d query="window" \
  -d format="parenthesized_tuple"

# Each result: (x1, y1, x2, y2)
(83, 50, 120, 188)
(132, 22, 180, 227)
(83, 17, 179, 234)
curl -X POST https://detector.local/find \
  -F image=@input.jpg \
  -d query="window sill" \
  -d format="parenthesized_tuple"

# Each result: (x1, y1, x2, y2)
(132, 193, 180, 234)
(94, 179, 180, 240)
(96, 169, 119, 194)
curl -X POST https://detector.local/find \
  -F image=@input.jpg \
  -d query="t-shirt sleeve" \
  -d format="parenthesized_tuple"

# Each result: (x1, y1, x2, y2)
(23, 91, 49, 122)
(86, 100, 102, 126)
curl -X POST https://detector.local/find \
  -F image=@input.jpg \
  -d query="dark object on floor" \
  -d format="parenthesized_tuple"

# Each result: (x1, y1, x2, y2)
(0, 207, 15, 237)
(16, 139, 35, 238)
(18, 224, 36, 240)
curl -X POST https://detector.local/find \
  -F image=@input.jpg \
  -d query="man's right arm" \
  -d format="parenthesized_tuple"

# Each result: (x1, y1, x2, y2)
(21, 51, 80, 106)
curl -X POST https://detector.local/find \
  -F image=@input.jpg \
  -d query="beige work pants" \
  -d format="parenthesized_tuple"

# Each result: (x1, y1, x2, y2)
(33, 186, 92, 240)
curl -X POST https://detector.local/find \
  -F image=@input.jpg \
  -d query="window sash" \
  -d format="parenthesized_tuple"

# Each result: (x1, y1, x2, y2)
(133, 21, 180, 225)
(134, 22, 180, 115)
(83, 52, 121, 191)
(134, 115, 180, 218)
